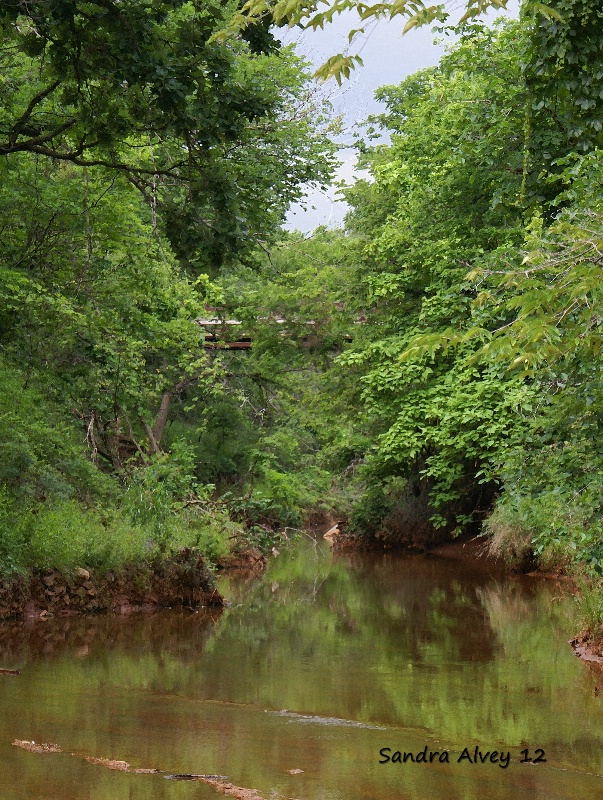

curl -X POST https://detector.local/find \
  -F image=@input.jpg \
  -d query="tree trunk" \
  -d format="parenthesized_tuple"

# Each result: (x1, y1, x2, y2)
(142, 420, 161, 455)
(152, 390, 173, 446)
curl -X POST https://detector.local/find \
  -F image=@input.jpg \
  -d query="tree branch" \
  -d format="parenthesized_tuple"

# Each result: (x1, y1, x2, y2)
(0, 118, 78, 154)
(2, 141, 186, 176)
(8, 79, 61, 145)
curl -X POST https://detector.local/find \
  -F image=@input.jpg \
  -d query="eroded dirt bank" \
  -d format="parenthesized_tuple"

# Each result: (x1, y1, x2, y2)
(0, 549, 224, 621)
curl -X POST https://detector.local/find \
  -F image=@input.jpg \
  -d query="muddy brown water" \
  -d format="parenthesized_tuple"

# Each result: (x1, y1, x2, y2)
(0, 539, 602, 800)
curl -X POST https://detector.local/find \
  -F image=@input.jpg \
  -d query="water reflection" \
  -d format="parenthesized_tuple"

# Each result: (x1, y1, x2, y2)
(0, 540, 602, 800)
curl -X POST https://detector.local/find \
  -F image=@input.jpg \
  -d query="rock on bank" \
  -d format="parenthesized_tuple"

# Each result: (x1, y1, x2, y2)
(0, 549, 224, 621)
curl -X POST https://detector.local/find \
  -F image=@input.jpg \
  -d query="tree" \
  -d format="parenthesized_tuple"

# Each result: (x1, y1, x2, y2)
(464, 152, 603, 570)
(179, 228, 362, 523)
(0, 2, 266, 166)
(329, 20, 534, 536)
(329, 10, 603, 567)
(521, 0, 603, 208)
(0, 153, 222, 466)
(0, 1, 336, 269)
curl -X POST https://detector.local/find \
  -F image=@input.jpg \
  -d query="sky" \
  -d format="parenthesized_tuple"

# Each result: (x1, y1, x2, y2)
(283, 2, 520, 232)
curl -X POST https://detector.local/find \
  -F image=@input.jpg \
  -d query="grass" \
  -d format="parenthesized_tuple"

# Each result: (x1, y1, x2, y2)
(0, 491, 235, 578)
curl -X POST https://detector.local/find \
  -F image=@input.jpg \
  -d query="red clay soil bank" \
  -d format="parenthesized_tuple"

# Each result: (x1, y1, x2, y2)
(0, 549, 224, 621)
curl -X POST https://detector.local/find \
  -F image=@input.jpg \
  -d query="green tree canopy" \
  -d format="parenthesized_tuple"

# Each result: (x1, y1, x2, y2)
(0, 1, 336, 269)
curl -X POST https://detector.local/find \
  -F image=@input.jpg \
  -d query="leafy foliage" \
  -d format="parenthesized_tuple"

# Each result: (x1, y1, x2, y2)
(331, 21, 530, 521)
(191, 228, 364, 524)
(0, 3, 335, 269)
(475, 156, 603, 571)
(0, 3, 337, 579)
(3, 0, 603, 622)
(327, 13, 603, 579)
(522, 0, 603, 206)
(228, 0, 571, 83)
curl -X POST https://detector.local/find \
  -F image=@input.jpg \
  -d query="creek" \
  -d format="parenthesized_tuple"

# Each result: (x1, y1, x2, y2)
(0, 538, 602, 799)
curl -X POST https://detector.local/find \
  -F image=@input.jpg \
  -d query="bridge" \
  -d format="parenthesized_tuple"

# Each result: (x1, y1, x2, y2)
(198, 318, 254, 350)
(197, 310, 353, 350)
